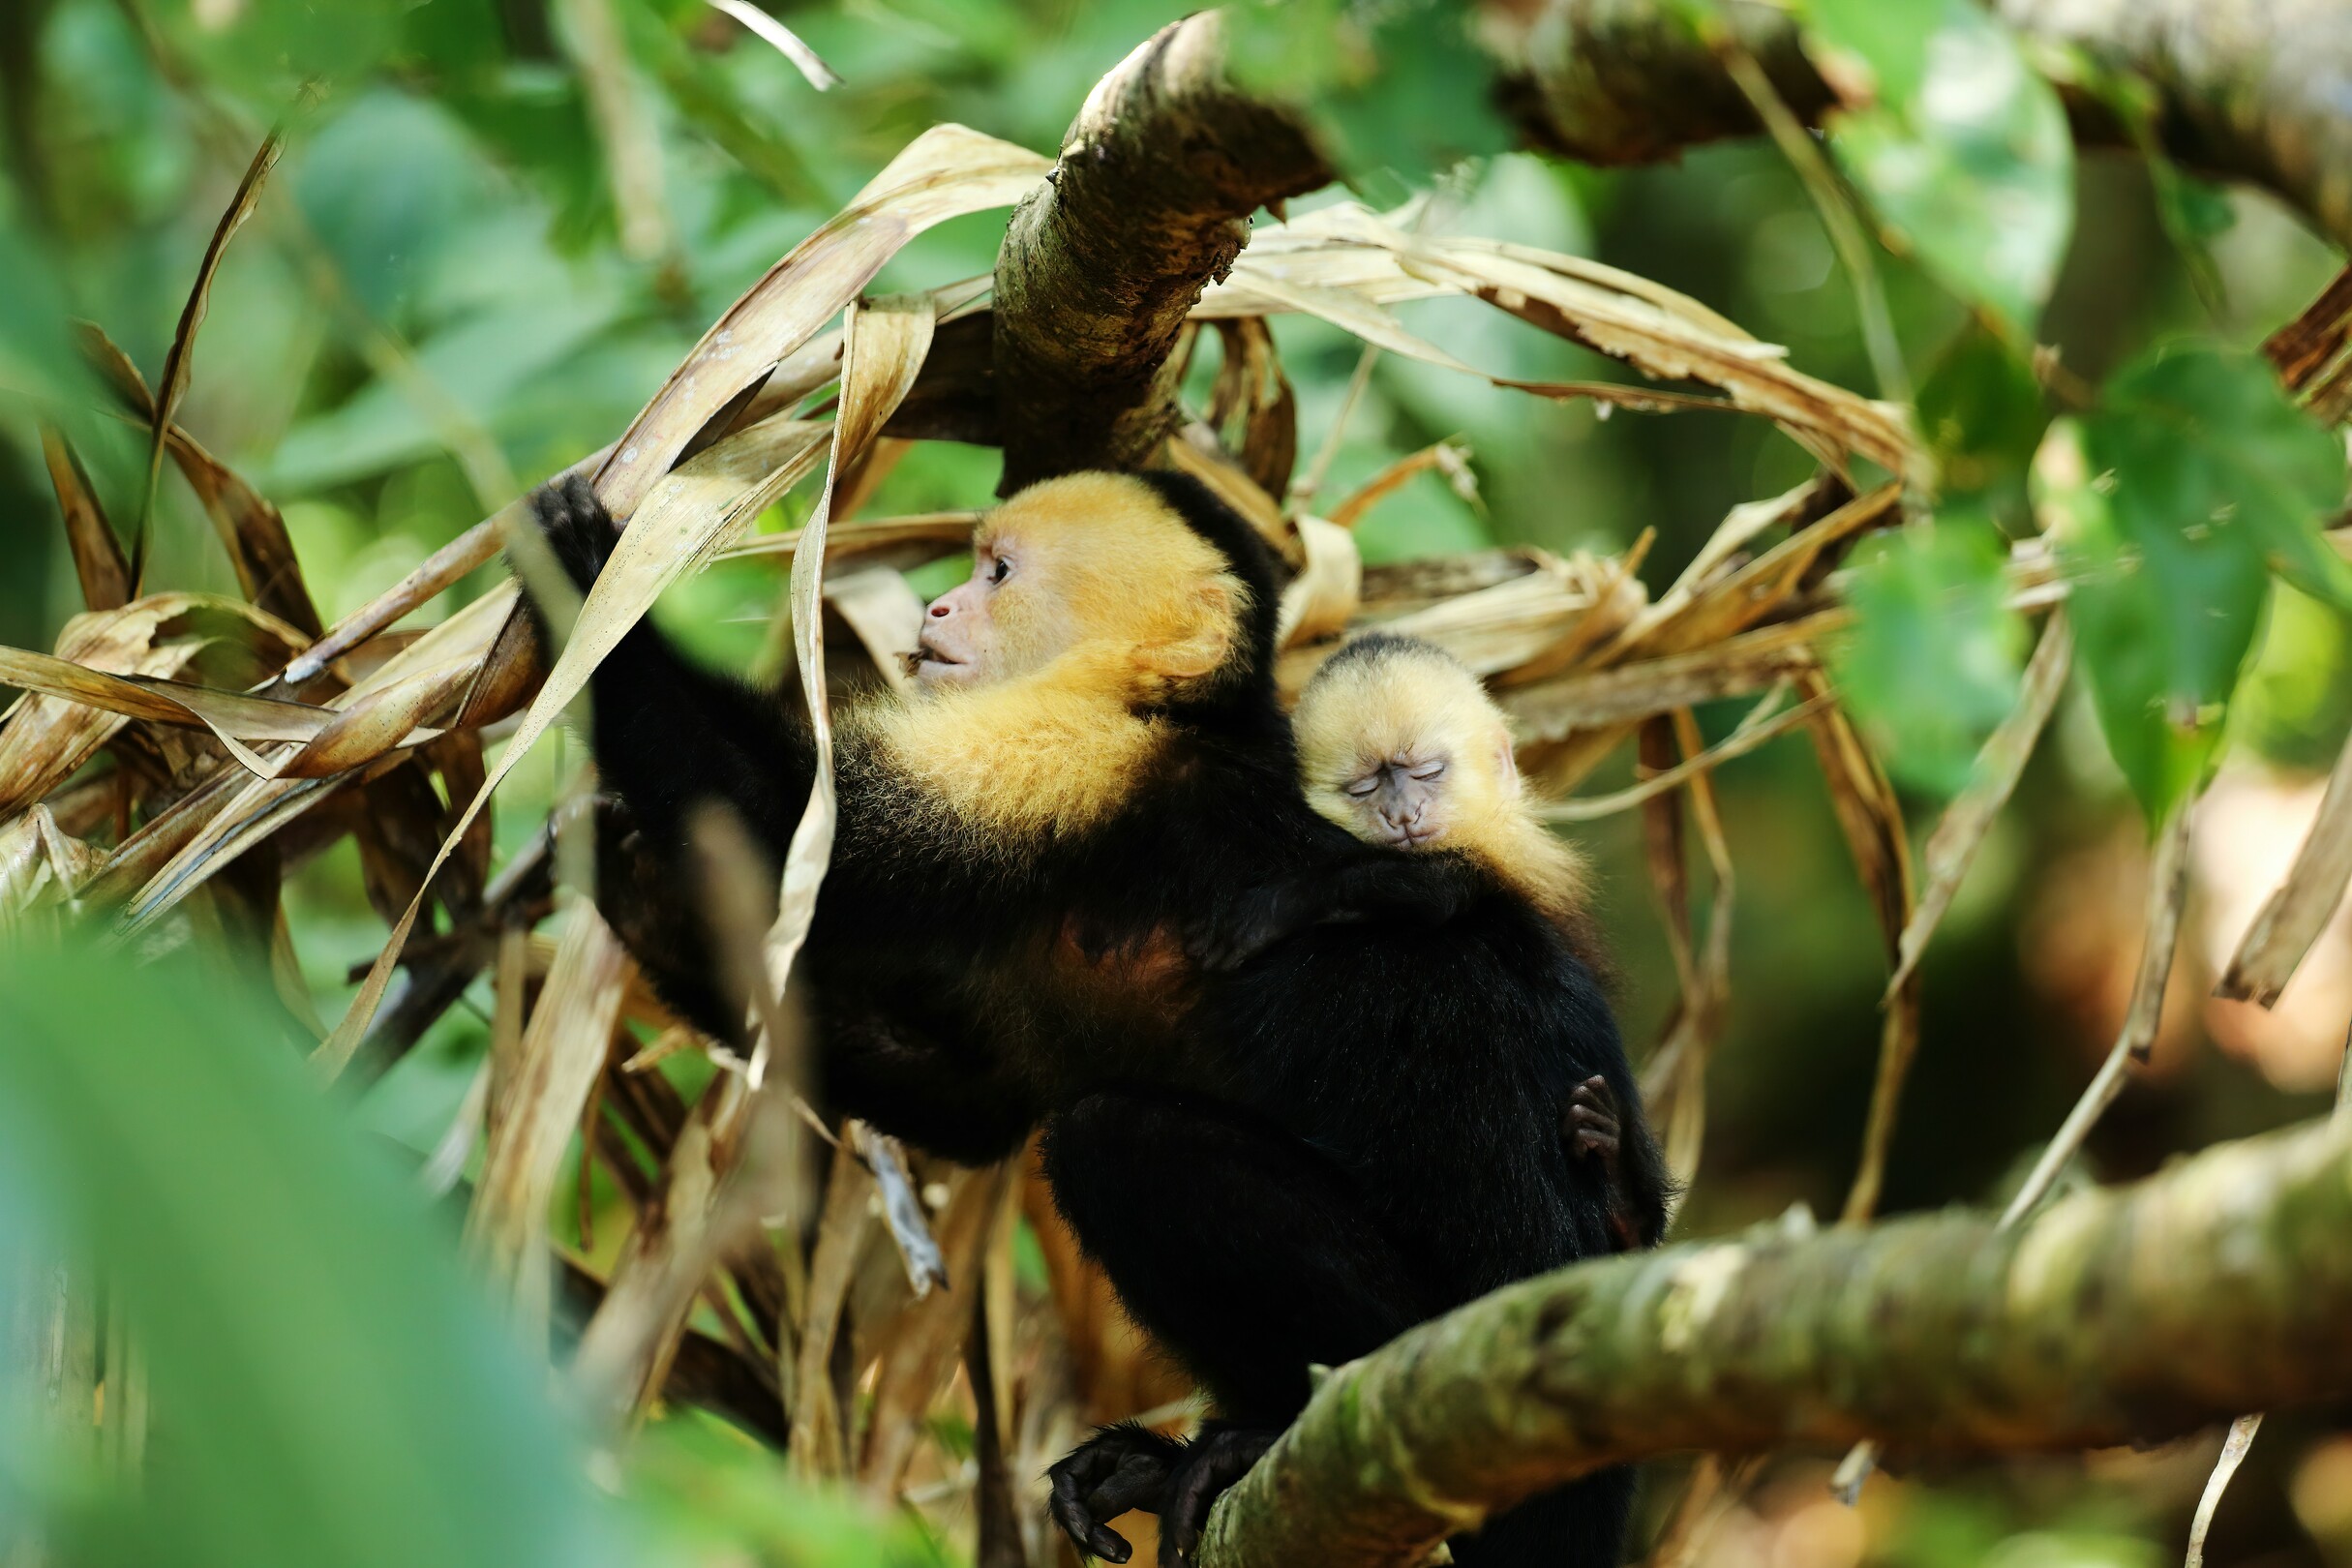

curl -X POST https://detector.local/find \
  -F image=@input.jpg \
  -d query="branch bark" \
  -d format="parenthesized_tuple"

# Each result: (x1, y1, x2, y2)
(1482, 0, 2352, 251)
(992, 13, 1332, 491)
(1198, 1115, 2352, 1568)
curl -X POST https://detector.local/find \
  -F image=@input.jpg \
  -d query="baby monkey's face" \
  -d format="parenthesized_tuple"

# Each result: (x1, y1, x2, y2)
(1341, 746, 1456, 848)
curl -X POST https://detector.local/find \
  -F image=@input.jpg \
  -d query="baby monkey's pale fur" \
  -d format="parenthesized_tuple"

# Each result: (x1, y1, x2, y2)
(1293, 633, 1586, 928)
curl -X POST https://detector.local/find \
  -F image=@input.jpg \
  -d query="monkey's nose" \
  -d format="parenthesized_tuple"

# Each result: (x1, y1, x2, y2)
(927, 602, 951, 618)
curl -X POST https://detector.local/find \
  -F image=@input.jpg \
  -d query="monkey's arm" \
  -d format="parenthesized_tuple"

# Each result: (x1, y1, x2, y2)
(815, 998, 1040, 1166)
(517, 475, 816, 857)
(1188, 851, 1488, 971)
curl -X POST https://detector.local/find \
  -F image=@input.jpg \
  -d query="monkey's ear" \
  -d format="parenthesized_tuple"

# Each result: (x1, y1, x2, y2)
(1493, 726, 1522, 801)
(1135, 580, 1240, 683)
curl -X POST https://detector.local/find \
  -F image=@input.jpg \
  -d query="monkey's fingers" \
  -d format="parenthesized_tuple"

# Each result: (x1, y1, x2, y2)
(1568, 1079, 1623, 1148)
(1050, 1427, 1183, 1563)
(1159, 1428, 1275, 1568)
(529, 472, 620, 592)
(1049, 1472, 1135, 1563)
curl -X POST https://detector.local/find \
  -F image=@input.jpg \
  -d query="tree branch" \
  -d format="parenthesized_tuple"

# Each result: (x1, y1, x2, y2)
(1483, 0, 2352, 251)
(992, 13, 1332, 491)
(1199, 1115, 2352, 1568)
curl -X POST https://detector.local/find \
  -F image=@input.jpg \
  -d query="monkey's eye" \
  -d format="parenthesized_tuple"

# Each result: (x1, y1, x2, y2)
(990, 556, 1012, 585)
(1408, 760, 1447, 781)
(1343, 776, 1380, 798)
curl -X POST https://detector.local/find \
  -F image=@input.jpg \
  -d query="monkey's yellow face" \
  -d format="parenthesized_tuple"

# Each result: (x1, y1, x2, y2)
(910, 473, 1246, 698)
(1296, 645, 1520, 850)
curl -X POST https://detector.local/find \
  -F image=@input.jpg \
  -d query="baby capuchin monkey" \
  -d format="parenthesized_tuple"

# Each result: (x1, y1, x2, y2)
(1219, 631, 1669, 1251)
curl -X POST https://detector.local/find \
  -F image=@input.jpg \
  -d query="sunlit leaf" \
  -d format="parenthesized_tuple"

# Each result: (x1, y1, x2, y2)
(2099, 345, 2352, 611)
(1831, 515, 2026, 797)
(1805, 0, 2074, 338)
(2053, 345, 2344, 821)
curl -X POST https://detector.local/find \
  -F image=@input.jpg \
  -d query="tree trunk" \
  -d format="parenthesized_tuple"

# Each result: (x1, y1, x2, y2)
(1199, 1114, 2352, 1568)
(1481, 0, 2352, 251)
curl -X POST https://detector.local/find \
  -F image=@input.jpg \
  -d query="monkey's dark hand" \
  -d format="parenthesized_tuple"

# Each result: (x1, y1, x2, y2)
(528, 470, 622, 596)
(1182, 884, 1310, 973)
(1049, 1424, 1185, 1563)
(1566, 1075, 1642, 1252)
(1158, 1424, 1275, 1568)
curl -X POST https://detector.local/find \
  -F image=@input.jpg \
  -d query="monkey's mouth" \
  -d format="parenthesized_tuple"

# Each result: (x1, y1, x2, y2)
(1376, 823, 1439, 848)
(905, 642, 969, 679)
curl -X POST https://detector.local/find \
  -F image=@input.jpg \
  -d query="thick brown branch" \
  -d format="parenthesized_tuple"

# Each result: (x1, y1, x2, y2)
(1483, 0, 2352, 251)
(992, 13, 1332, 491)
(1200, 1115, 2352, 1568)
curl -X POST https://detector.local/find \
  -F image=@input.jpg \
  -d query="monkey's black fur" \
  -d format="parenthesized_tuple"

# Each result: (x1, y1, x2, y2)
(517, 469, 1665, 1566)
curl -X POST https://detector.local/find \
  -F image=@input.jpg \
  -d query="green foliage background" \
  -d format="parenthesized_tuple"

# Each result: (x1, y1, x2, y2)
(3, 1, 2350, 1564)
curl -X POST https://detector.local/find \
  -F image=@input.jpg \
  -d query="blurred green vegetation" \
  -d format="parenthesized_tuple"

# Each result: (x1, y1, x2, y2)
(4, 2, 2352, 1566)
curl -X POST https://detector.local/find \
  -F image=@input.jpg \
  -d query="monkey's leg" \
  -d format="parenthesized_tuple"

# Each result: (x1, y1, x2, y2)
(1040, 1089, 1434, 1566)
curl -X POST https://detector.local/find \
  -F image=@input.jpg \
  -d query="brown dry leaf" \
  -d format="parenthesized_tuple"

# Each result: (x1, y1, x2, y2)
(1635, 713, 1734, 1190)
(1367, 551, 1640, 678)
(0, 598, 215, 817)
(1218, 267, 1733, 422)
(316, 406, 829, 1072)
(41, 426, 130, 613)
(1275, 517, 1361, 650)
(1325, 439, 1477, 531)
(859, 1162, 1014, 1501)
(824, 567, 927, 693)
(1492, 532, 1652, 689)
(1606, 482, 1894, 665)
(276, 445, 613, 689)
(596, 126, 1046, 519)
(1203, 203, 1915, 473)
(1802, 675, 1913, 963)
(1501, 612, 1834, 739)
(0, 805, 101, 929)
(718, 511, 979, 574)
(1206, 317, 1298, 499)
(790, 1140, 875, 1477)
(466, 903, 631, 1340)
(0, 644, 330, 776)
(2264, 264, 2352, 422)
(1161, 436, 1296, 564)
(1542, 690, 1823, 823)
(1888, 612, 2072, 998)
(82, 321, 323, 637)
(1607, 475, 1851, 660)
(1797, 675, 1921, 1225)
(2216, 723, 2352, 1006)
(142, 124, 286, 550)
(123, 587, 522, 933)
(570, 1072, 785, 1425)
(754, 296, 937, 1056)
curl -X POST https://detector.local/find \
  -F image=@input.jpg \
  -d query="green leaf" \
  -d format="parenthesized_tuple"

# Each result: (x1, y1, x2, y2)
(1803, 0, 2074, 338)
(1831, 516, 2027, 797)
(1223, 0, 1510, 183)
(2100, 345, 2352, 612)
(1916, 320, 2049, 528)
(2052, 344, 2345, 820)
(0, 939, 621, 1568)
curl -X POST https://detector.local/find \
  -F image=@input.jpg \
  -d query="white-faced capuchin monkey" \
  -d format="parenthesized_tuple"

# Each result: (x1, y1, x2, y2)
(1200, 631, 1671, 1253)
(517, 472, 1660, 1568)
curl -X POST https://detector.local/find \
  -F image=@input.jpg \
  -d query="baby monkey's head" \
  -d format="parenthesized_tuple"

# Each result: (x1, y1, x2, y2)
(1294, 633, 1519, 851)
